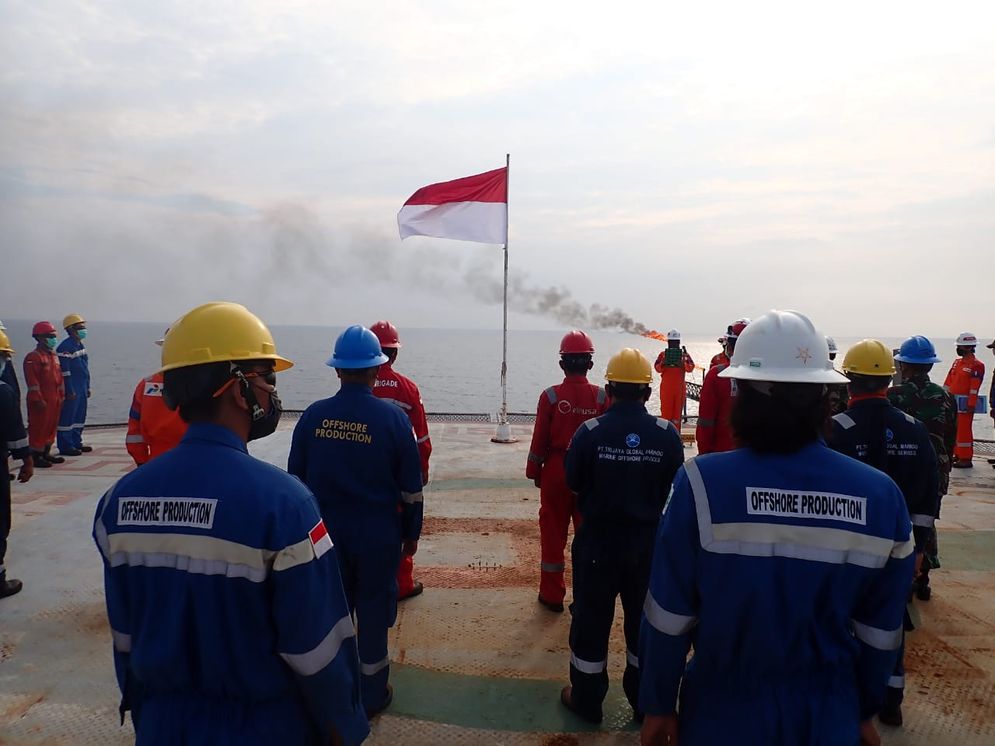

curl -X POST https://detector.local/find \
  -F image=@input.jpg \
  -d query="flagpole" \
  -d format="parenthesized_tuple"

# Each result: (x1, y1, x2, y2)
(492, 153, 517, 444)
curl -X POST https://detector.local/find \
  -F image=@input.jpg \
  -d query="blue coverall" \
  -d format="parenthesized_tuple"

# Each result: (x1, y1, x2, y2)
(563, 399, 685, 720)
(2, 378, 29, 584)
(829, 396, 939, 713)
(288, 382, 424, 713)
(57, 335, 89, 452)
(93, 423, 370, 745)
(639, 442, 914, 745)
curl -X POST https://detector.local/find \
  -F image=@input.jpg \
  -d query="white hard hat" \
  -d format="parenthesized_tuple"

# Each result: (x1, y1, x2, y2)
(0, 319, 5, 331)
(666, 329, 681, 341)
(956, 332, 978, 346)
(719, 310, 848, 384)
(825, 336, 838, 354)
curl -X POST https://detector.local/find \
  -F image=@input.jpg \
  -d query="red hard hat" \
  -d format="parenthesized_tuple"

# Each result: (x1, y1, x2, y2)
(32, 321, 57, 336)
(726, 320, 749, 340)
(370, 320, 401, 348)
(560, 330, 595, 355)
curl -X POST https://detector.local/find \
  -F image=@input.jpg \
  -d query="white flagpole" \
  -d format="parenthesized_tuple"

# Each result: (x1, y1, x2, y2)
(492, 153, 517, 443)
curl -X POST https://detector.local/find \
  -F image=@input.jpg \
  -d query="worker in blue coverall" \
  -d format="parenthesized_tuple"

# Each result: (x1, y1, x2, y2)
(560, 348, 684, 724)
(288, 325, 424, 718)
(2, 329, 33, 599)
(57, 313, 91, 455)
(639, 311, 914, 746)
(92, 302, 369, 746)
(828, 338, 939, 729)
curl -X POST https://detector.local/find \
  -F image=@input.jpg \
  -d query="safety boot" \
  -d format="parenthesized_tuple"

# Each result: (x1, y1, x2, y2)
(559, 686, 603, 724)
(43, 446, 64, 464)
(0, 578, 23, 599)
(32, 453, 52, 468)
(79, 445, 93, 453)
(879, 705, 903, 727)
(537, 594, 564, 613)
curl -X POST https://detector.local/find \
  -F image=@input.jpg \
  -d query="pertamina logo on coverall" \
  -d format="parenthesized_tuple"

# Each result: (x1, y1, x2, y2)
(746, 488, 867, 525)
(118, 497, 218, 529)
(314, 419, 373, 444)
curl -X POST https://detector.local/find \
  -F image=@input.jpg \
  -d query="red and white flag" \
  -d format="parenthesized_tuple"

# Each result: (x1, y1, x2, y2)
(398, 167, 507, 245)
(309, 519, 333, 559)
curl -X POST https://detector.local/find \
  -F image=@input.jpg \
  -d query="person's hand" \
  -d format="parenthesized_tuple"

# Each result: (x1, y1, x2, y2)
(914, 551, 924, 577)
(859, 719, 881, 746)
(18, 458, 33, 483)
(87, 389, 91, 398)
(67, 392, 77, 400)
(641, 713, 679, 745)
(402, 539, 418, 557)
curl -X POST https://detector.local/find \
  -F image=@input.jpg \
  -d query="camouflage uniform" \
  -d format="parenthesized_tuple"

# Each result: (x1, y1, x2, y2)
(888, 374, 957, 592)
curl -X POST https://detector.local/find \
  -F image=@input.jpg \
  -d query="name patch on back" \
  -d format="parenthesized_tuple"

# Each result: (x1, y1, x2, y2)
(118, 497, 218, 529)
(746, 487, 866, 525)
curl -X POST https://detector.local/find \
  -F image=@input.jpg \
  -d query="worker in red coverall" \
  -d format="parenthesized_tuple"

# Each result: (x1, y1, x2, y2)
(370, 320, 432, 601)
(126, 334, 188, 466)
(23, 321, 66, 468)
(696, 319, 748, 454)
(709, 334, 729, 369)
(527, 331, 608, 612)
(653, 330, 694, 430)
(944, 332, 986, 467)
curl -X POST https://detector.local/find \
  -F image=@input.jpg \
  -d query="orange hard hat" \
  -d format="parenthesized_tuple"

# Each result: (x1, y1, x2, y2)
(560, 330, 595, 355)
(370, 320, 401, 348)
(32, 321, 57, 336)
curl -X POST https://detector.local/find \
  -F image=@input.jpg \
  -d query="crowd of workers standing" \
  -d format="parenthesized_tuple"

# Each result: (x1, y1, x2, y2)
(1, 305, 994, 745)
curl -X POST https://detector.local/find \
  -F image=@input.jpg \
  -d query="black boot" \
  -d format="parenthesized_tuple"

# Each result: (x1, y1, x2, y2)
(43, 445, 64, 464)
(0, 579, 23, 599)
(32, 453, 52, 468)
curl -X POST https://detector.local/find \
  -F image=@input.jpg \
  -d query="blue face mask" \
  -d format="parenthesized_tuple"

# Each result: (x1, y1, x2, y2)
(77, 329, 88, 340)
(44, 336, 57, 350)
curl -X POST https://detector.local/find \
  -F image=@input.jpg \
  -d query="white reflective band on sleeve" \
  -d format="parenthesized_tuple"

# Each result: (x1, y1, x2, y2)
(125, 435, 145, 444)
(888, 675, 905, 689)
(892, 538, 914, 559)
(107, 533, 275, 583)
(570, 653, 607, 674)
(401, 491, 424, 504)
(656, 418, 674, 431)
(380, 397, 412, 411)
(280, 614, 355, 677)
(360, 654, 390, 676)
(626, 649, 639, 668)
(911, 514, 935, 528)
(94, 491, 113, 560)
(540, 562, 565, 573)
(584, 419, 599, 431)
(6, 437, 28, 450)
(416, 435, 430, 444)
(273, 536, 317, 572)
(956, 442, 972, 448)
(851, 620, 903, 651)
(545, 387, 558, 405)
(643, 593, 698, 636)
(111, 629, 132, 653)
(833, 413, 857, 430)
(57, 425, 72, 432)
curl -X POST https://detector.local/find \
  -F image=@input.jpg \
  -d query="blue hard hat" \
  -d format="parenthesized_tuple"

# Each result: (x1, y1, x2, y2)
(894, 335, 942, 364)
(327, 325, 389, 369)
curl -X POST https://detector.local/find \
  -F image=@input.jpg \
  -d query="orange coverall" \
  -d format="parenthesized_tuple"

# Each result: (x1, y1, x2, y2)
(526, 375, 608, 604)
(23, 348, 64, 453)
(654, 348, 695, 429)
(709, 351, 730, 369)
(126, 372, 188, 465)
(373, 361, 432, 598)
(944, 352, 986, 463)
(695, 363, 739, 454)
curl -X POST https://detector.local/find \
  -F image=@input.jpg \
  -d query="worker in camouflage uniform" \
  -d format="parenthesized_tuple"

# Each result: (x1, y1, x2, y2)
(888, 336, 956, 601)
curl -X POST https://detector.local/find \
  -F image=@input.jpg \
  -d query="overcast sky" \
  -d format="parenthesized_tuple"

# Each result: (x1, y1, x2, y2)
(1, 1, 993, 338)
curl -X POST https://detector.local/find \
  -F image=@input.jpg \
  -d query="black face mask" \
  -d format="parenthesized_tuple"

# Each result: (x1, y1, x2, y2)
(236, 370, 283, 441)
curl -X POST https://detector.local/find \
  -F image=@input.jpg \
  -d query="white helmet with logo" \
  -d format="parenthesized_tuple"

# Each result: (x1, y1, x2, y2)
(719, 310, 848, 384)
(956, 332, 978, 346)
(666, 329, 681, 341)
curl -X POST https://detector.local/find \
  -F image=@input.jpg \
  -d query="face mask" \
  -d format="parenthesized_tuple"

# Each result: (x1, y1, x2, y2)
(44, 337, 57, 350)
(234, 370, 282, 441)
(77, 329, 88, 340)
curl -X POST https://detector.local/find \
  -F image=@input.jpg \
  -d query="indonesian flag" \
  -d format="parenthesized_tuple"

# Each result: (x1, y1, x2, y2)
(397, 167, 508, 245)
(309, 519, 333, 560)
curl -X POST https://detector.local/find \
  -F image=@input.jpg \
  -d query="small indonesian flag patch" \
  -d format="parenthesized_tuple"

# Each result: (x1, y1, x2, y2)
(309, 519, 333, 559)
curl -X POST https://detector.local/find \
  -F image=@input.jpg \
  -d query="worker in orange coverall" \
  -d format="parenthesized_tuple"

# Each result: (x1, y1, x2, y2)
(370, 320, 432, 601)
(709, 334, 729, 369)
(126, 334, 188, 466)
(696, 320, 749, 455)
(23, 321, 65, 468)
(944, 332, 986, 467)
(653, 330, 694, 430)
(527, 331, 608, 612)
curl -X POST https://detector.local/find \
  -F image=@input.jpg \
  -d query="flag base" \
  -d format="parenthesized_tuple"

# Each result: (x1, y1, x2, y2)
(491, 421, 518, 444)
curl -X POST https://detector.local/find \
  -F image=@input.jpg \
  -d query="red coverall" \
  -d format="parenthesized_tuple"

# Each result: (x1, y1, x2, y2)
(709, 351, 730, 369)
(695, 363, 738, 454)
(654, 349, 695, 429)
(126, 373, 188, 465)
(526, 375, 608, 604)
(23, 348, 64, 453)
(944, 353, 986, 463)
(373, 362, 432, 597)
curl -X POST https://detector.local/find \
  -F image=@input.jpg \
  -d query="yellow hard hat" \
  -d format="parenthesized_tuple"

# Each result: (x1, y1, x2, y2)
(63, 313, 86, 329)
(842, 339, 896, 376)
(0, 330, 14, 355)
(159, 302, 293, 373)
(606, 348, 652, 384)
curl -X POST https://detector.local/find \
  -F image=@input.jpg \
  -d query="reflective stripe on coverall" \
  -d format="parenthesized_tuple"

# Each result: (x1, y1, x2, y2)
(288, 383, 423, 713)
(125, 373, 188, 466)
(564, 401, 684, 720)
(526, 375, 608, 605)
(23, 348, 64, 452)
(373, 362, 432, 598)
(92, 423, 370, 745)
(944, 352, 986, 462)
(57, 336, 89, 452)
(695, 364, 738, 454)
(639, 444, 914, 745)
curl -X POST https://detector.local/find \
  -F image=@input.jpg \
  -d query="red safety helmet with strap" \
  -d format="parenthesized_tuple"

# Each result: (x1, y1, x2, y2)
(370, 320, 402, 349)
(32, 321, 57, 336)
(560, 330, 595, 355)
(726, 320, 749, 340)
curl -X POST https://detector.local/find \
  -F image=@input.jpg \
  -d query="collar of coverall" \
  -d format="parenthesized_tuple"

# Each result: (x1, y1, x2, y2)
(848, 391, 889, 406)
